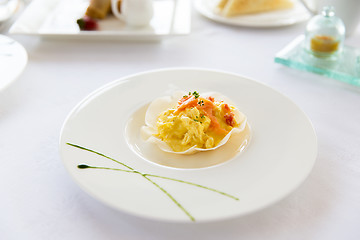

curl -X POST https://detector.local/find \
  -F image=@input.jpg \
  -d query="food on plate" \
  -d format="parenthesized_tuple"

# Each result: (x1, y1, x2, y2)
(310, 35, 339, 54)
(217, 0, 294, 17)
(85, 0, 111, 19)
(85, 0, 122, 19)
(141, 91, 248, 154)
(76, 16, 99, 31)
(77, 0, 123, 31)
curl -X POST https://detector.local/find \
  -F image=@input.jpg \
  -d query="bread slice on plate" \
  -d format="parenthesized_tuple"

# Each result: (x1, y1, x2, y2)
(218, 0, 294, 17)
(85, 0, 111, 19)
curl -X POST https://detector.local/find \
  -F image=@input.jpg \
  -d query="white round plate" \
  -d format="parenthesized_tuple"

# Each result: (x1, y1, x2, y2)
(59, 68, 317, 222)
(194, 0, 311, 27)
(0, 35, 27, 91)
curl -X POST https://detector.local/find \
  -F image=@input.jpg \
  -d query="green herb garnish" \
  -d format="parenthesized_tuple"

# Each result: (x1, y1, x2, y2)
(192, 91, 200, 99)
(67, 143, 239, 222)
(197, 99, 204, 106)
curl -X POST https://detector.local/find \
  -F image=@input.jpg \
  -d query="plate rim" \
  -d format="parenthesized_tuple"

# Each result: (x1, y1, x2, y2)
(0, 35, 28, 92)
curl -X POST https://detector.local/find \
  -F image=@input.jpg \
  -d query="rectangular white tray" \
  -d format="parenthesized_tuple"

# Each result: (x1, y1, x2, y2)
(9, 0, 191, 41)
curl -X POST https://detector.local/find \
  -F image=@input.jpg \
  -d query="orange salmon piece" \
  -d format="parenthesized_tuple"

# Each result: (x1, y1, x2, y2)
(174, 96, 229, 135)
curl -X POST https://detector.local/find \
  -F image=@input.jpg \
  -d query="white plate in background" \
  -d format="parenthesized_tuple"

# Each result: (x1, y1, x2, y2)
(194, 0, 311, 27)
(0, 0, 20, 23)
(0, 35, 27, 91)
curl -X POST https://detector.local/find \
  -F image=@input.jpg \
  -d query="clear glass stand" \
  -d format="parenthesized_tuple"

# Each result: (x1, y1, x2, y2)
(275, 35, 360, 87)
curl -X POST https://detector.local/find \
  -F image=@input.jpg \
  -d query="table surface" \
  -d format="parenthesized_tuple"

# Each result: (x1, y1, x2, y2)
(1, 3, 360, 240)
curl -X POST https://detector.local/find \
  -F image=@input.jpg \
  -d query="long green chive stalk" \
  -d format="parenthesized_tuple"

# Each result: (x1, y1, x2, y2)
(67, 142, 239, 221)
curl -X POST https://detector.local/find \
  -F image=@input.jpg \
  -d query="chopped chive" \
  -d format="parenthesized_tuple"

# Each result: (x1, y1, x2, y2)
(192, 91, 200, 99)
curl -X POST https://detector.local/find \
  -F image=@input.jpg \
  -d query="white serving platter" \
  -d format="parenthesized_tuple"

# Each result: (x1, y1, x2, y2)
(9, 0, 191, 41)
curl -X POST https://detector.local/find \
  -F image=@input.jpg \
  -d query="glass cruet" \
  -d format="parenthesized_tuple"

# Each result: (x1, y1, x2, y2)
(304, 6, 345, 59)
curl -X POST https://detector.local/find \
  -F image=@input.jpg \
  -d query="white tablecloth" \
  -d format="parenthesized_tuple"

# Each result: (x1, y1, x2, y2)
(1, 5, 360, 240)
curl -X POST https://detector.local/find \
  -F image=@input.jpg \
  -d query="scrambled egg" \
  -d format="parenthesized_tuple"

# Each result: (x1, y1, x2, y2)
(155, 94, 239, 152)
